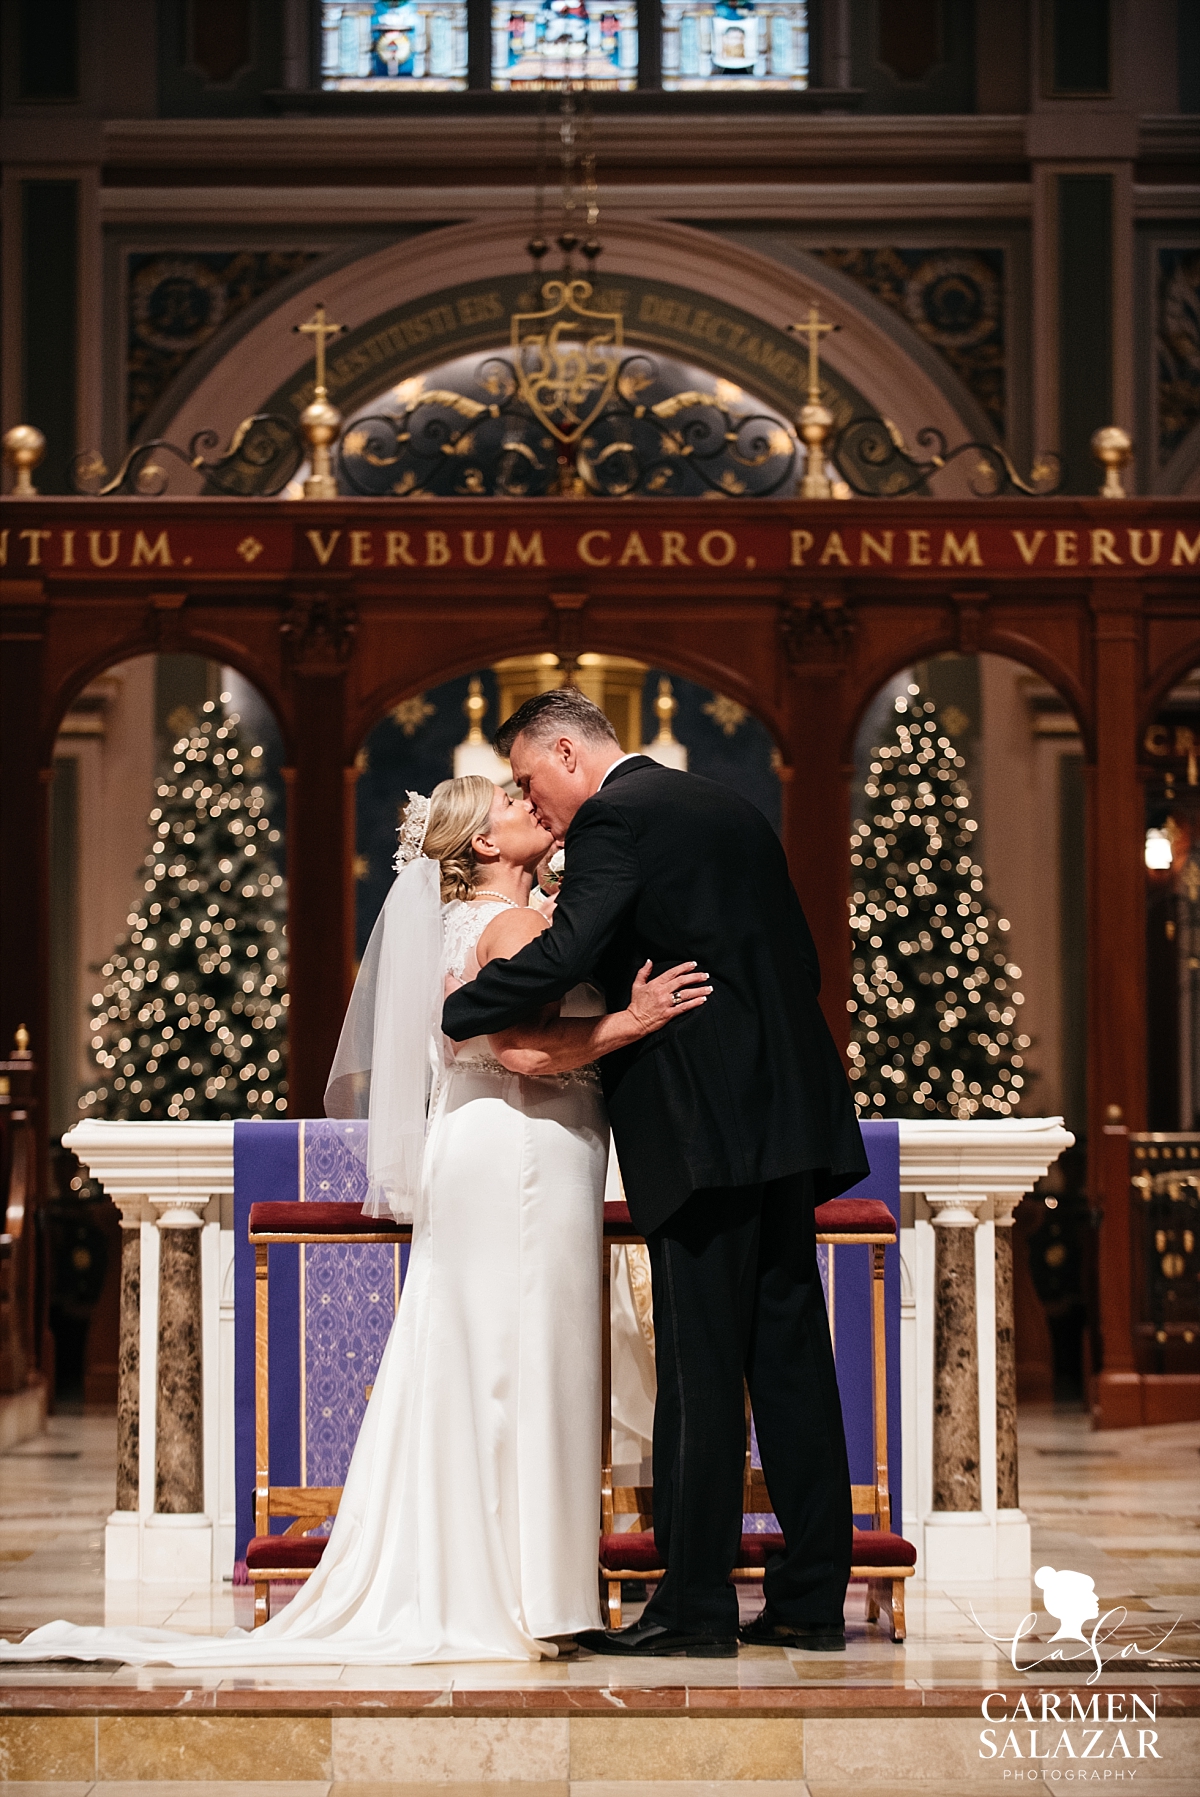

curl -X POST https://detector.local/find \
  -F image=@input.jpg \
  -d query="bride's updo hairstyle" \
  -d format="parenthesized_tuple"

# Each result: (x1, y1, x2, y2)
(413, 775, 495, 903)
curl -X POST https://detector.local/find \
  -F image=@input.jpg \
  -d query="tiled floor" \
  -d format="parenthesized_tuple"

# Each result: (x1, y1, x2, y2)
(0, 1411, 1197, 1792)
(1, 1408, 1196, 1691)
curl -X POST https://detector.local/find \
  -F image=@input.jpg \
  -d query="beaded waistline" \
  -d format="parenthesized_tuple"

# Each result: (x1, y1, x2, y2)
(447, 1055, 601, 1090)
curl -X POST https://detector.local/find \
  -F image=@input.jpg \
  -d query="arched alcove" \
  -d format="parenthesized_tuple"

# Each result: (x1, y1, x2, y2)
(148, 218, 993, 498)
(51, 653, 289, 1134)
(352, 655, 781, 955)
(849, 647, 1089, 1405)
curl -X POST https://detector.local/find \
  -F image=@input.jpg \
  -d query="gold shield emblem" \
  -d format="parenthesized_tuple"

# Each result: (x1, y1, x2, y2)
(511, 278, 622, 444)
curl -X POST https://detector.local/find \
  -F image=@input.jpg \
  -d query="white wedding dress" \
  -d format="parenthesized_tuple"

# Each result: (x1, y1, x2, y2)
(1, 900, 608, 1666)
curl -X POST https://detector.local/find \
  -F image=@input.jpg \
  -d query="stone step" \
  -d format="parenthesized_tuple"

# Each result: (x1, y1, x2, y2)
(1, 1687, 1197, 1788)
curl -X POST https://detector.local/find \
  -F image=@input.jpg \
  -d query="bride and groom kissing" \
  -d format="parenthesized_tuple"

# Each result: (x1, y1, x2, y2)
(1, 684, 867, 1670)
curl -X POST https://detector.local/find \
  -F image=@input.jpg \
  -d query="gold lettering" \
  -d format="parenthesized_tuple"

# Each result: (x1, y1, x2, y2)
(860, 530, 894, 566)
(907, 529, 931, 566)
(1171, 530, 1200, 567)
(455, 292, 503, 327)
(385, 530, 416, 567)
(698, 530, 737, 568)
(1089, 528, 1123, 566)
(1054, 530, 1079, 567)
(19, 528, 51, 567)
(349, 529, 373, 567)
(660, 530, 692, 567)
(306, 529, 341, 566)
(1128, 528, 1162, 566)
(1012, 529, 1047, 565)
(461, 530, 495, 567)
(425, 530, 452, 567)
(940, 530, 982, 567)
(1143, 724, 1171, 756)
(88, 529, 121, 567)
(618, 530, 652, 567)
(504, 530, 545, 568)
(818, 531, 851, 567)
(61, 528, 75, 566)
(132, 529, 173, 567)
(790, 529, 814, 567)
(577, 529, 611, 567)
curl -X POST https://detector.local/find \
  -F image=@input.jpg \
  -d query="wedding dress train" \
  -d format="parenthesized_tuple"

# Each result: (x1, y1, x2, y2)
(0, 901, 608, 1666)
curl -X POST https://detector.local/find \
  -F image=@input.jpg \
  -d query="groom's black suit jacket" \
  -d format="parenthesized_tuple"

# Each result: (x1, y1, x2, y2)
(441, 757, 867, 1234)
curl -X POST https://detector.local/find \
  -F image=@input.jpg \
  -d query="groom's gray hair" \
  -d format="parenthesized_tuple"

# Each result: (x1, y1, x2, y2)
(495, 686, 619, 758)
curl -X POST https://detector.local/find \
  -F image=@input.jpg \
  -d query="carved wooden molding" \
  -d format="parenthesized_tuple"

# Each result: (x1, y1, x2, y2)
(280, 594, 357, 676)
(780, 591, 854, 668)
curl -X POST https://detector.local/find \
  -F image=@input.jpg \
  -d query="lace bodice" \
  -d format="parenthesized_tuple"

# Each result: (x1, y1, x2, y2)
(438, 899, 600, 1089)
(442, 898, 513, 983)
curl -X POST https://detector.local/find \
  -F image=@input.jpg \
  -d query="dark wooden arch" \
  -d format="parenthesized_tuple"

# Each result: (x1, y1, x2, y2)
(5, 490, 1200, 1425)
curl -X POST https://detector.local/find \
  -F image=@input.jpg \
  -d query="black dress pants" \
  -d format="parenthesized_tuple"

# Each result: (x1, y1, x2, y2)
(639, 1172, 852, 1636)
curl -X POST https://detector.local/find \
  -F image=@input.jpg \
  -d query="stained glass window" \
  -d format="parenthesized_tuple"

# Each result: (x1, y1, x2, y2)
(321, 2, 469, 90)
(661, 0, 808, 89)
(491, 1, 639, 90)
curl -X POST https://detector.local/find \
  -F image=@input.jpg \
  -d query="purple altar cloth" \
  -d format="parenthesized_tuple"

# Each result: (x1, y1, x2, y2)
(234, 1118, 901, 1563)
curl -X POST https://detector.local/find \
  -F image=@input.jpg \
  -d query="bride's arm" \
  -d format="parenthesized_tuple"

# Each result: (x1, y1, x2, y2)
(476, 909, 710, 1076)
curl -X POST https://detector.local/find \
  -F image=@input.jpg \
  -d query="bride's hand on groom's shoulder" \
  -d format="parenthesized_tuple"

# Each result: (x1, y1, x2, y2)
(626, 961, 712, 1038)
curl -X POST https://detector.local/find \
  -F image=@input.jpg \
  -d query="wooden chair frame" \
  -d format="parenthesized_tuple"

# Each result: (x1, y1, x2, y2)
(248, 1215, 410, 1626)
(600, 1215, 912, 1642)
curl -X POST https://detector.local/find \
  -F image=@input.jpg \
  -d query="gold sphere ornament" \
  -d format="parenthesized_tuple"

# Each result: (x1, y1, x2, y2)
(300, 395, 343, 500)
(3, 423, 47, 495)
(1091, 425, 1132, 499)
(798, 400, 834, 499)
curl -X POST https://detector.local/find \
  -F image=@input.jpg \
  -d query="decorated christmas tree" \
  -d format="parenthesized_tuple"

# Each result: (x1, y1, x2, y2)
(80, 700, 288, 1122)
(847, 686, 1028, 1120)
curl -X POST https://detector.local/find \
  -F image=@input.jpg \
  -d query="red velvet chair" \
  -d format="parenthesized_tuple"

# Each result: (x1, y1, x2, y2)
(599, 1195, 916, 1642)
(244, 1201, 411, 1625)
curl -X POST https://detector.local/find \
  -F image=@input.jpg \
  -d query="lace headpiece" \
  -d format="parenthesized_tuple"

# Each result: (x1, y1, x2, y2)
(395, 790, 431, 869)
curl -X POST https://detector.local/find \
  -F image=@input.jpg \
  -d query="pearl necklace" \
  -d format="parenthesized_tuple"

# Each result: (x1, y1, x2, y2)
(472, 890, 519, 908)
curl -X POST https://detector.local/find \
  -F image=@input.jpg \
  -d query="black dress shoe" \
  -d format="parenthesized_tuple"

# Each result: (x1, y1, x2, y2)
(739, 1613, 846, 1651)
(576, 1617, 739, 1658)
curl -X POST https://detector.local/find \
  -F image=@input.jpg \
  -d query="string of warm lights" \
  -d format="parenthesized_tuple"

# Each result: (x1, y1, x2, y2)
(80, 698, 288, 1122)
(847, 685, 1028, 1120)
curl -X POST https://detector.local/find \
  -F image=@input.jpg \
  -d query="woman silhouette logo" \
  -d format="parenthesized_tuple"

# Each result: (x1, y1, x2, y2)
(1034, 1565, 1101, 1643)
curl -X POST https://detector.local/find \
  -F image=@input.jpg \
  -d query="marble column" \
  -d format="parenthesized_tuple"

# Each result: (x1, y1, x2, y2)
(930, 1197, 983, 1511)
(993, 1201, 1019, 1511)
(115, 1218, 141, 1512)
(153, 1198, 205, 1515)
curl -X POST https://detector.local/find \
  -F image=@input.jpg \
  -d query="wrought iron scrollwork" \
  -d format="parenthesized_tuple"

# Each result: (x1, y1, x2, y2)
(72, 414, 304, 498)
(338, 354, 797, 500)
(831, 415, 1062, 498)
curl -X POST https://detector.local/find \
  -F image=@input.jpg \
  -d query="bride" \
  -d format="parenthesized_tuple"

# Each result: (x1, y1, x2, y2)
(0, 775, 708, 1667)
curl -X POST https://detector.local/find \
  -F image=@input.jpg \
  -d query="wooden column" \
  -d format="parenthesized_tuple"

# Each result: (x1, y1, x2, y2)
(0, 584, 49, 1194)
(1088, 580, 1146, 1427)
(779, 590, 853, 1051)
(0, 587, 51, 1400)
(281, 587, 358, 1118)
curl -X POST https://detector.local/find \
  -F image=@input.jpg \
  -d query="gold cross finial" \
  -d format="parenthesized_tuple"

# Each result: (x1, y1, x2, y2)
(789, 302, 840, 403)
(294, 302, 345, 397)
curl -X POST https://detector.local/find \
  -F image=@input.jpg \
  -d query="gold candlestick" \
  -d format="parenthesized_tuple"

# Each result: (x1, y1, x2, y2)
(788, 303, 840, 500)
(294, 302, 346, 500)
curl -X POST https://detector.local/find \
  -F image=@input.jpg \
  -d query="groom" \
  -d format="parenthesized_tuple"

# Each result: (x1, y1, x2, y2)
(442, 687, 867, 1657)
